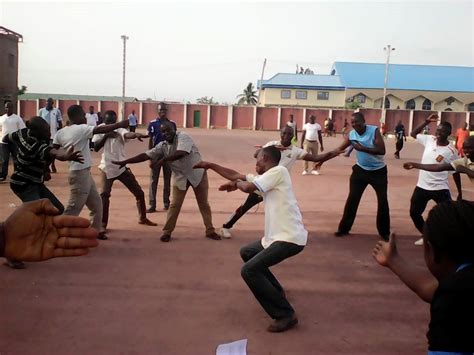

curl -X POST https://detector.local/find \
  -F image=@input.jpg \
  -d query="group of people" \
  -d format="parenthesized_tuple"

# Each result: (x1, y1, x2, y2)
(1, 100, 474, 352)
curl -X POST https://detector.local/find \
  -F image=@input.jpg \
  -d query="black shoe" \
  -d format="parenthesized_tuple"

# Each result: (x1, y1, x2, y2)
(267, 315, 298, 333)
(6, 260, 26, 269)
(98, 232, 108, 240)
(334, 231, 350, 237)
(146, 207, 157, 213)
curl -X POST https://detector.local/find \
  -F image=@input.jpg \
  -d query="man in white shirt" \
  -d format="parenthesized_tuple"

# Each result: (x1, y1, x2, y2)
(53, 105, 130, 240)
(215, 126, 340, 238)
(405, 114, 461, 245)
(38, 98, 63, 173)
(195, 146, 307, 332)
(92, 110, 156, 232)
(301, 115, 324, 175)
(0, 102, 25, 181)
(85, 106, 98, 150)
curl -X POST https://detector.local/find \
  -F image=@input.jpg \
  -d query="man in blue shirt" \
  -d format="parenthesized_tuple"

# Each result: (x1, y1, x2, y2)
(325, 112, 390, 240)
(128, 110, 138, 132)
(146, 103, 176, 212)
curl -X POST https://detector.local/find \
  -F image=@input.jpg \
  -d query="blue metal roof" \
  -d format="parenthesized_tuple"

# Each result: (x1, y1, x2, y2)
(332, 62, 474, 93)
(258, 73, 345, 90)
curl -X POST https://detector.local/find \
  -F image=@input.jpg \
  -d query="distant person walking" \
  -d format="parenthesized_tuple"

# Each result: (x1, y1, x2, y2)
(128, 110, 138, 132)
(286, 114, 298, 145)
(455, 122, 470, 157)
(301, 115, 324, 175)
(394, 120, 406, 159)
(85, 106, 98, 150)
(0, 102, 25, 181)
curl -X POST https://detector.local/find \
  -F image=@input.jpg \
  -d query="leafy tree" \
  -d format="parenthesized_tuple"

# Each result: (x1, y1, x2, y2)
(345, 102, 363, 109)
(17, 85, 27, 95)
(196, 96, 218, 105)
(236, 82, 258, 105)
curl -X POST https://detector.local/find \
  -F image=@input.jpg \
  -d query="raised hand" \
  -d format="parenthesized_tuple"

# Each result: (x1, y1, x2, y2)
(372, 232, 398, 267)
(64, 146, 84, 163)
(2, 199, 99, 261)
(426, 114, 439, 123)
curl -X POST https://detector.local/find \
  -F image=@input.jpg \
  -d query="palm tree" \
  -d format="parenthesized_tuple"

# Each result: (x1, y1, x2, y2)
(236, 82, 258, 105)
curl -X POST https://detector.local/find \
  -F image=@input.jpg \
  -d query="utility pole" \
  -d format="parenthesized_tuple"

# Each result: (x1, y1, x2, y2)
(121, 34, 129, 120)
(257, 58, 267, 106)
(381, 45, 395, 124)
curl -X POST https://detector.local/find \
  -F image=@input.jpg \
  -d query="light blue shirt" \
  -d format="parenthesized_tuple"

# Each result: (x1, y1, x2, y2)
(128, 113, 137, 126)
(348, 125, 385, 171)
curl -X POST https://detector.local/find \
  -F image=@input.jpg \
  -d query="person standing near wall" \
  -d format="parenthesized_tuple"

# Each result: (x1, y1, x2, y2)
(128, 110, 138, 132)
(301, 115, 324, 175)
(38, 98, 62, 173)
(0, 102, 25, 181)
(394, 120, 406, 159)
(455, 122, 469, 157)
(85, 106, 98, 150)
(286, 114, 298, 146)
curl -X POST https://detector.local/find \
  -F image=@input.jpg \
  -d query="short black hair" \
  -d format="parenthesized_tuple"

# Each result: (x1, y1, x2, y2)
(352, 112, 365, 122)
(26, 116, 49, 134)
(104, 110, 117, 118)
(261, 145, 281, 164)
(439, 121, 452, 135)
(424, 200, 474, 264)
(67, 105, 84, 119)
(160, 121, 175, 131)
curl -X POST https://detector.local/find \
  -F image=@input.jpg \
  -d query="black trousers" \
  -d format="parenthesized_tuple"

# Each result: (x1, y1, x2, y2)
(240, 240, 304, 320)
(338, 165, 390, 239)
(395, 138, 404, 155)
(409, 186, 451, 233)
(223, 192, 263, 229)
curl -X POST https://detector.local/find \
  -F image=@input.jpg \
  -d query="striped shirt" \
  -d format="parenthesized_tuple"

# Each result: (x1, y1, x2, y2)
(4, 128, 52, 185)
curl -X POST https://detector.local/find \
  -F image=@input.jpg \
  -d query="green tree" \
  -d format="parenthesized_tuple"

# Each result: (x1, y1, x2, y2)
(196, 96, 218, 105)
(345, 102, 363, 109)
(236, 82, 258, 105)
(17, 85, 27, 95)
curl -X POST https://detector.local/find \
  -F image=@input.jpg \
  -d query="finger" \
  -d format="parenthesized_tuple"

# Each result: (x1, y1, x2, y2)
(56, 236, 99, 248)
(53, 215, 93, 229)
(53, 248, 90, 258)
(27, 199, 61, 216)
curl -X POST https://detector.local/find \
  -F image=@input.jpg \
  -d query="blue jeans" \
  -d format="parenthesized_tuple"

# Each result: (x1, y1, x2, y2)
(10, 183, 64, 213)
(0, 143, 17, 179)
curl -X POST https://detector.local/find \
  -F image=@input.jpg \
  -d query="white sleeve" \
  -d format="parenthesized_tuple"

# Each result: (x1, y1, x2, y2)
(416, 134, 429, 146)
(295, 147, 307, 159)
(145, 143, 165, 160)
(252, 167, 283, 193)
(302, 123, 307, 131)
(444, 147, 459, 164)
(52, 130, 61, 145)
(83, 125, 95, 139)
(18, 117, 26, 129)
(91, 133, 104, 143)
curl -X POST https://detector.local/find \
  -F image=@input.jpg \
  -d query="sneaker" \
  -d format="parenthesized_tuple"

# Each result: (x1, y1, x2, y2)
(220, 227, 232, 239)
(302, 170, 309, 175)
(414, 238, 424, 246)
(311, 170, 320, 175)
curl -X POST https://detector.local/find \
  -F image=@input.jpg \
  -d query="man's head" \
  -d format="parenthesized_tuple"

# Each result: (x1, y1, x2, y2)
(46, 98, 54, 110)
(423, 200, 474, 279)
(309, 115, 316, 124)
(104, 110, 117, 124)
(398, 120, 402, 125)
(435, 121, 452, 142)
(289, 114, 294, 123)
(67, 105, 86, 125)
(351, 112, 366, 134)
(26, 116, 51, 141)
(132, 109, 135, 115)
(280, 126, 294, 147)
(463, 122, 468, 130)
(89, 106, 95, 114)
(462, 136, 474, 160)
(160, 121, 176, 143)
(158, 102, 168, 119)
(255, 145, 281, 175)
(4, 102, 14, 116)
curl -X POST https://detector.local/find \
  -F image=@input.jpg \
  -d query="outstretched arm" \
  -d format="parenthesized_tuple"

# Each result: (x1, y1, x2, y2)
(352, 128, 385, 155)
(410, 114, 438, 138)
(218, 180, 257, 194)
(455, 165, 474, 178)
(372, 233, 438, 303)
(93, 119, 129, 135)
(49, 146, 84, 163)
(194, 161, 246, 181)
(124, 132, 148, 141)
(403, 162, 454, 172)
(112, 153, 150, 168)
(303, 149, 345, 163)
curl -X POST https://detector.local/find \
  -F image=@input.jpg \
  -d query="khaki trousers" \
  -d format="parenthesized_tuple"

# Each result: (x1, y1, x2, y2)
(303, 140, 319, 171)
(162, 172, 215, 236)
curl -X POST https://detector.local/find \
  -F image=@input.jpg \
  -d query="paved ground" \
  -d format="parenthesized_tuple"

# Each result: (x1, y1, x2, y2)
(1, 128, 473, 354)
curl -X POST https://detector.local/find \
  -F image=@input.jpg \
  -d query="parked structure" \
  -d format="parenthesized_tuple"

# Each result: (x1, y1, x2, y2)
(0, 27, 23, 111)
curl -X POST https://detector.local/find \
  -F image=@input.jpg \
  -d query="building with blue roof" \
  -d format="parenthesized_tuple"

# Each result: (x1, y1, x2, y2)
(258, 62, 474, 112)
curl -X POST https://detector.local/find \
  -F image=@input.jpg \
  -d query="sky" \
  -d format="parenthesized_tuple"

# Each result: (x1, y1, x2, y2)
(1, 0, 473, 103)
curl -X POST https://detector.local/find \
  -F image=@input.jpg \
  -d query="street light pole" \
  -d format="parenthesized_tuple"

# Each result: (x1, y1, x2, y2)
(381, 45, 395, 124)
(121, 34, 129, 120)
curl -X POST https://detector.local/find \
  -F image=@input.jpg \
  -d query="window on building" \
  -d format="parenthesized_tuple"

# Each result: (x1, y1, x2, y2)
(422, 98, 432, 111)
(317, 91, 329, 100)
(295, 91, 308, 100)
(445, 97, 455, 106)
(468, 102, 474, 111)
(8, 54, 15, 68)
(405, 99, 416, 110)
(384, 97, 390, 109)
(281, 90, 291, 99)
(356, 94, 366, 103)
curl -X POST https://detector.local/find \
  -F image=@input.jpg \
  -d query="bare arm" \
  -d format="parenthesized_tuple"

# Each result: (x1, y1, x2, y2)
(112, 152, 150, 168)
(218, 180, 257, 194)
(403, 162, 454, 172)
(93, 119, 129, 135)
(93, 132, 117, 152)
(124, 132, 148, 141)
(453, 172, 462, 200)
(194, 161, 246, 181)
(318, 130, 324, 151)
(353, 128, 385, 155)
(410, 114, 438, 138)
(48, 147, 84, 163)
(303, 149, 344, 163)
(163, 150, 188, 163)
(455, 165, 474, 178)
(372, 233, 438, 303)
(300, 130, 306, 149)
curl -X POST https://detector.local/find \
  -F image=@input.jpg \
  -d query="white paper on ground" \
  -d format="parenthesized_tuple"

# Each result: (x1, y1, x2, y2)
(216, 339, 248, 355)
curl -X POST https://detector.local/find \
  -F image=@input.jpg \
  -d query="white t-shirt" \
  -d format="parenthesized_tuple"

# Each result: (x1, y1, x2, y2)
(92, 126, 128, 179)
(303, 122, 321, 141)
(251, 165, 308, 248)
(263, 141, 306, 170)
(0, 114, 25, 143)
(85, 113, 98, 127)
(53, 124, 94, 170)
(416, 134, 459, 191)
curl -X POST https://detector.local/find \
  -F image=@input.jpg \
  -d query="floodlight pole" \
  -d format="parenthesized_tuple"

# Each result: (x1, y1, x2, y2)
(257, 58, 267, 106)
(381, 45, 395, 124)
(121, 34, 129, 120)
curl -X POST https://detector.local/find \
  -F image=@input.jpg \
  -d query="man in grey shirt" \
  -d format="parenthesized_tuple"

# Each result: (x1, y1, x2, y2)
(112, 121, 221, 242)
